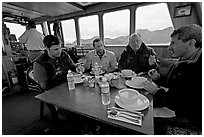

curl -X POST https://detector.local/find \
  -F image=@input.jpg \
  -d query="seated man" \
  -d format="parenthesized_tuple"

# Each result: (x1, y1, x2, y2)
(84, 38, 118, 73)
(33, 35, 94, 134)
(143, 24, 202, 126)
(33, 35, 79, 91)
(118, 33, 159, 74)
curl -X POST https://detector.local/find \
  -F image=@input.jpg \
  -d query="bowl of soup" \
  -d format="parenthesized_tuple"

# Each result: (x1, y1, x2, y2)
(118, 88, 140, 105)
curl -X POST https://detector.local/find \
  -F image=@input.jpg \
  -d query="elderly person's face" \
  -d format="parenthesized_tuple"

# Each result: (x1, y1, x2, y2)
(129, 34, 142, 51)
(94, 40, 104, 54)
(168, 35, 189, 58)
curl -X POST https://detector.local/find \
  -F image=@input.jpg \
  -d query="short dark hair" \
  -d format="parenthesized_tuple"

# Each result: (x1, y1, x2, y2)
(171, 24, 202, 48)
(93, 38, 102, 47)
(43, 35, 60, 48)
(27, 21, 36, 28)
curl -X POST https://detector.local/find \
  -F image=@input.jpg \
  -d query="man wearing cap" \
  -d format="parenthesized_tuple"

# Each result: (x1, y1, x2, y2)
(19, 21, 44, 61)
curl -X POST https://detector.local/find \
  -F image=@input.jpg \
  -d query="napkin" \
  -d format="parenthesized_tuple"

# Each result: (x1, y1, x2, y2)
(110, 77, 127, 89)
(153, 107, 176, 118)
(107, 112, 142, 126)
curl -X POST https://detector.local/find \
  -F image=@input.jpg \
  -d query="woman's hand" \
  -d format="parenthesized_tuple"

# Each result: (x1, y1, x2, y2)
(143, 80, 159, 95)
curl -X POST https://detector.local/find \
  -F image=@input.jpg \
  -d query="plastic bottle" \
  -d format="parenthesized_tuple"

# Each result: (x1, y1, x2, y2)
(100, 77, 110, 105)
(94, 62, 100, 77)
(83, 76, 89, 87)
(67, 70, 75, 90)
(10, 69, 18, 84)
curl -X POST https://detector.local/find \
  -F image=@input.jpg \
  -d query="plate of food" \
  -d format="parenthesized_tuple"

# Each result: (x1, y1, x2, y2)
(125, 77, 147, 89)
(90, 70, 105, 75)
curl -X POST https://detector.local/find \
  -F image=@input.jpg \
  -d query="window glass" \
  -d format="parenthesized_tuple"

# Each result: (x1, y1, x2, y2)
(61, 19, 76, 48)
(79, 15, 99, 47)
(5, 22, 25, 41)
(49, 23, 54, 35)
(136, 3, 174, 45)
(103, 9, 130, 46)
(36, 24, 43, 34)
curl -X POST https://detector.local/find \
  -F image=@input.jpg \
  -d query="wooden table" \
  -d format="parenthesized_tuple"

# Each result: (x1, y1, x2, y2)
(35, 76, 154, 134)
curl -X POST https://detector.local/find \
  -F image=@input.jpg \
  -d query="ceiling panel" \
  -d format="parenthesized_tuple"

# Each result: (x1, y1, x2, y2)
(3, 3, 45, 19)
(3, 2, 84, 20)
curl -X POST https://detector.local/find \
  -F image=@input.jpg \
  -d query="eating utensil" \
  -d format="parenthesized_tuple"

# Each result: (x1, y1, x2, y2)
(112, 107, 144, 116)
(112, 108, 142, 120)
(108, 109, 142, 126)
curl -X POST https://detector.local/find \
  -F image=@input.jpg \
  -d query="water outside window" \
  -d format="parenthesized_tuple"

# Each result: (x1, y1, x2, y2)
(79, 15, 99, 47)
(5, 22, 25, 41)
(136, 3, 174, 45)
(61, 19, 76, 48)
(103, 9, 130, 46)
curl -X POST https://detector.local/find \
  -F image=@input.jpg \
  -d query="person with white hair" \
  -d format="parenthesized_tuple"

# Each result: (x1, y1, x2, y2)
(118, 33, 159, 74)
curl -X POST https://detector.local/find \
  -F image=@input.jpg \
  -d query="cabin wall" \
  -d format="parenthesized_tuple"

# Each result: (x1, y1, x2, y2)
(167, 2, 202, 29)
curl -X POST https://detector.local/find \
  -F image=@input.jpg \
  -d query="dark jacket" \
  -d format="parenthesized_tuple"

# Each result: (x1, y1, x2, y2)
(35, 50, 76, 90)
(154, 48, 202, 124)
(118, 43, 159, 73)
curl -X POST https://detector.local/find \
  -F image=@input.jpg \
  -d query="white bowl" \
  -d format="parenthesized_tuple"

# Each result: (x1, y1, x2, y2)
(121, 69, 133, 77)
(118, 88, 140, 105)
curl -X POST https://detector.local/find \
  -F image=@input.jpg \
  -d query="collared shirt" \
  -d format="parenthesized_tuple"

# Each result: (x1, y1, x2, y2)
(19, 28, 45, 51)
(84, 49, 118, 72)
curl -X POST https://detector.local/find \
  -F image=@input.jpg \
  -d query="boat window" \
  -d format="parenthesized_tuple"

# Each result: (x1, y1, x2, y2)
(103, 9, 130, 46)
(62, 19, 76, 48)
(50, 23, 54, 35)
(36, 24, 43, 34)
(79, 15, 99, 47)
(136, 3, 174, 45)
(4, 22, 25, 40)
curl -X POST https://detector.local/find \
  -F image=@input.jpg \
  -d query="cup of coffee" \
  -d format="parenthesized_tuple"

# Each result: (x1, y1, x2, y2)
(148, 69, 160, 80)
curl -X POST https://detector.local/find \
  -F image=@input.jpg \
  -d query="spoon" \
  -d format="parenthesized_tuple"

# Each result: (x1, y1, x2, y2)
(108, 109, 141, 124)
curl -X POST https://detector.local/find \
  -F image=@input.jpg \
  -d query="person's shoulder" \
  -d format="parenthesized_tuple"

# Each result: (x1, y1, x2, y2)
(86, 50, 95, 55)
(106, 50, 115, 55)
(35, 51, 47, 62)
(146, 45, 154, 51)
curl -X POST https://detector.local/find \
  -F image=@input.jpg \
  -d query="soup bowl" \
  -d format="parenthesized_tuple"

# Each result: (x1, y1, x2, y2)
(118, 88, 140, 105)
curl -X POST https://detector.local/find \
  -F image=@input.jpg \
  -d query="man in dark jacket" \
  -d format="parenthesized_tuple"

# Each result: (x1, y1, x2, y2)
(144, 24, 202, 126)
(33, 35, 79, 90)
(118, 33, 159, 74)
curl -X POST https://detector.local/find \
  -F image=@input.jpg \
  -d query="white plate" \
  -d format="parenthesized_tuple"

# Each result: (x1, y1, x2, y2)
(121, 74, 133, 78)
(125, 80, 144, 89)
(90, 70, 105, 75)
(115, 94, 149, 111)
